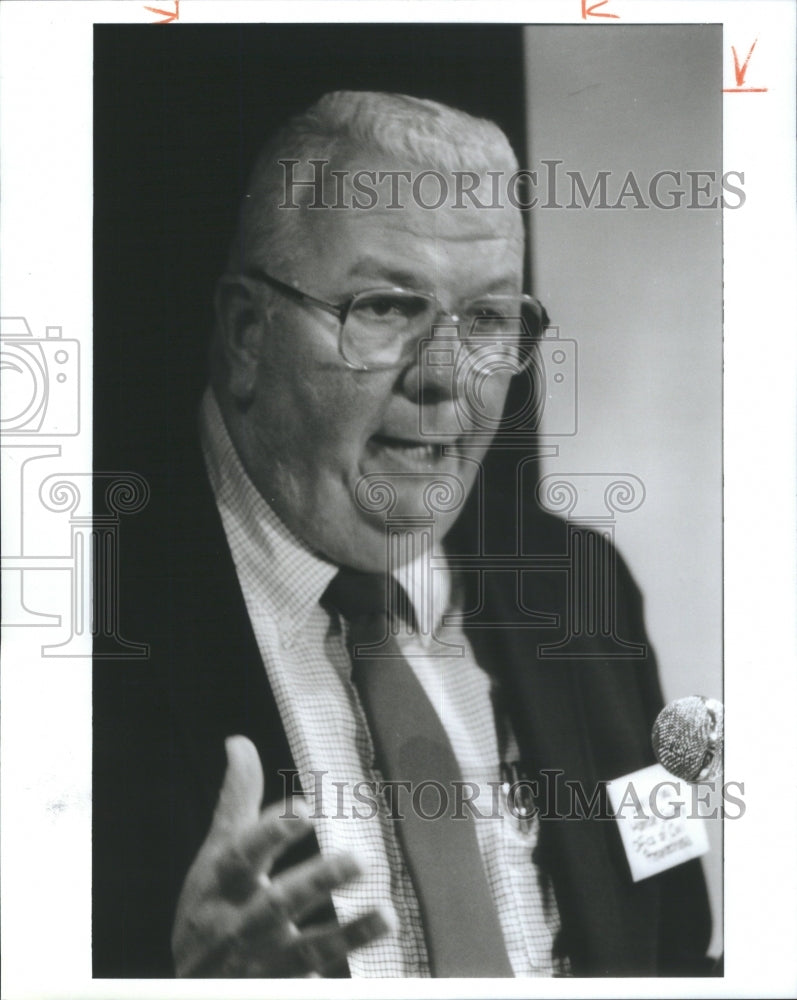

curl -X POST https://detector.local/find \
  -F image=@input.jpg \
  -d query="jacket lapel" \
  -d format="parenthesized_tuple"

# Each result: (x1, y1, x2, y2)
(466, 553, 662, 975)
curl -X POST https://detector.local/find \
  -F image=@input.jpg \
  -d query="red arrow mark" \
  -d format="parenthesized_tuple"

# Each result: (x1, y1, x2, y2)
(723, 37, 768, 92)
(144, 0, 179, 23)
(581, 0, 620, 19)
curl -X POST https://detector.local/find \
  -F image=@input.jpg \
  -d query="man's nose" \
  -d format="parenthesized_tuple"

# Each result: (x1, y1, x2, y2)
(398, 326, 462, 407)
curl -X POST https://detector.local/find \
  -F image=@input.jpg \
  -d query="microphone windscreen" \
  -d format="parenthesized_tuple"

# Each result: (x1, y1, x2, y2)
(651, 696, 724, 782)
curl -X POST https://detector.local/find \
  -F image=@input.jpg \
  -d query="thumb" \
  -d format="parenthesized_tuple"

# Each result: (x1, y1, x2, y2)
(209, 735, 264, 837)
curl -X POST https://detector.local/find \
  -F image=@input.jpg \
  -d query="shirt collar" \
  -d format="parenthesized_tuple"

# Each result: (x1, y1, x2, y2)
(200, 386, 452, 636)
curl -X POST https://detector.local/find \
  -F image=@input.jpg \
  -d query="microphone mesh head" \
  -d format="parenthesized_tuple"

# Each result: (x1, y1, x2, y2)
(651, 696, 724, 782)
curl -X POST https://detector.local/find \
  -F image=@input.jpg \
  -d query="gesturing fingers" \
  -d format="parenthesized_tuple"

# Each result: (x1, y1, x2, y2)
(282, 909, 396, 978)
(244, 860, 394, 977)
(214, 797, 313, 903)
(174, 735, 394, 978)
(186, 852, 391, 978)
(243, 851, 366, 933)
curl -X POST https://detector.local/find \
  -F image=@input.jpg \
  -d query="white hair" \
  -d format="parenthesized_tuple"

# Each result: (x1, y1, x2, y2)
(226, 90, 521, 275)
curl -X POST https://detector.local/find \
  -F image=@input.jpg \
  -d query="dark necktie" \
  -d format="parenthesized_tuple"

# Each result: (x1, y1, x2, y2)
(323, 568, 514, 978)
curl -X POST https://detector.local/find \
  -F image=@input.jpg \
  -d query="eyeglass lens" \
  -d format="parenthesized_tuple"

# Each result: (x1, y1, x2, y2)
(341, 291, 541, 369)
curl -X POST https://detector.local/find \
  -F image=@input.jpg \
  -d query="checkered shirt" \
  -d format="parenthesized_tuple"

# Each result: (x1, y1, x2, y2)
(199, 387, 569, 978)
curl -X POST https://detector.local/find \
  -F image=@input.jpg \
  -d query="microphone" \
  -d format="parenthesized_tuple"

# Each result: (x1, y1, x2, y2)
(651, 696, 724, 782)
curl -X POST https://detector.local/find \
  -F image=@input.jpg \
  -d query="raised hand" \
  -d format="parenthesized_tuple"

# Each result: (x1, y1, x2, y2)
(172, 735, 392, 977)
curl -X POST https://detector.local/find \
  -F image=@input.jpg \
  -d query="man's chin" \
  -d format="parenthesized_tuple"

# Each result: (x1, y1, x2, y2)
(352, 467, 471, 525)
(318, 511, 462, 575)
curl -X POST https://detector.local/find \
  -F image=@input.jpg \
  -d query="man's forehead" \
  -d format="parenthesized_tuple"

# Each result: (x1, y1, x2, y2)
(309, 198, 520, 258)
(274, 145, 521, 220)
(291, 206, 523, 300)
(294, 156, 522, 240)
(344, 200, 520, 238)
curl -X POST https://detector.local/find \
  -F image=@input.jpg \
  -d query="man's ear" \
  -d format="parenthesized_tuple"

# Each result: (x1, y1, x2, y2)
(214, 275, 268, 401)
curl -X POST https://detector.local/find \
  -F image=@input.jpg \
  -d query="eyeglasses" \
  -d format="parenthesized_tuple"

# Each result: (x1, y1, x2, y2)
(243, 267, 544, 372)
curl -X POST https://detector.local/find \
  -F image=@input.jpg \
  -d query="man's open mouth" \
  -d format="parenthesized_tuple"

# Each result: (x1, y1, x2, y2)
(368, 434, 453, 466)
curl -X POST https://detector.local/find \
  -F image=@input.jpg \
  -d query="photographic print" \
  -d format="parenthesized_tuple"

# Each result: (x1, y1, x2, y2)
(91, 20, 723, 980)
(1, 3, 795, 998)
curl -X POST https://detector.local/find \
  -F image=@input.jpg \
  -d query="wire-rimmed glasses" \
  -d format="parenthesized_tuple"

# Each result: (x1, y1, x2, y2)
(244, 267, 544, 372)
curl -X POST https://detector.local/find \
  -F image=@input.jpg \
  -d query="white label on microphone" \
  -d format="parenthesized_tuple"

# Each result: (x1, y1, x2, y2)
(606, 763, 710, 882)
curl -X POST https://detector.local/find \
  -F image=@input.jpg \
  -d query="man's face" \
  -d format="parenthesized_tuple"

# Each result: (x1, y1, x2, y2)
(223, 167, 524, 571)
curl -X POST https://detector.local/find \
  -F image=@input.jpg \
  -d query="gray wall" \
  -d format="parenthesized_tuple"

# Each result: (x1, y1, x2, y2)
(524, 24, 723, 957)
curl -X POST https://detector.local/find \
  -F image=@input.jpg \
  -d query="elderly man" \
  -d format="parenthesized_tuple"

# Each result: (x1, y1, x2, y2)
(93, 91, 712, 978)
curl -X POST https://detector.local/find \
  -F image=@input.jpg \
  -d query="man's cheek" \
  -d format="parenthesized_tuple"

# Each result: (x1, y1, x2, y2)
(301, 370, 363, 423)
(457, 375, 513, 434)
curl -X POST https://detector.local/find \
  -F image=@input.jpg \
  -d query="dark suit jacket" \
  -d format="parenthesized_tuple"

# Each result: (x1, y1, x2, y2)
(92, 430, 713, 978)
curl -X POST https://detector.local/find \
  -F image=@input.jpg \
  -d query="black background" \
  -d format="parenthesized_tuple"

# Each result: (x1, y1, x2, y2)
(94, 24, 527, 475)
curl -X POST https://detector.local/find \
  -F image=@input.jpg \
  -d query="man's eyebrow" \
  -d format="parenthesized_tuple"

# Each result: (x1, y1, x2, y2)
(344, 256, 426, 288)
(476, 277, 520, 294)
(344, 257, 518, 295)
